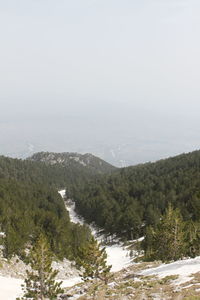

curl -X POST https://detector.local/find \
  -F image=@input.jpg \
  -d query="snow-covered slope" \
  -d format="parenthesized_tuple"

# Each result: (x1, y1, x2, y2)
(141, 256, 200, 285)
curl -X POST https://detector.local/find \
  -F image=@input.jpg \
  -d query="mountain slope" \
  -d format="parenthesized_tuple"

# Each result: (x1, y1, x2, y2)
(0, 155, 92, 259)
(0, 151, 115, 259)
(28, 152, 117, 174)
(69, 150, 200, 239)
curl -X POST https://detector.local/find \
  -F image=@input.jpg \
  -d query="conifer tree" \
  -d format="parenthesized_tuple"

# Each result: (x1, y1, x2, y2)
(143, 225, 155, 260)
(144, 204, 186, 261)
(18, 234, 63, 300)
(185, 221, 200, 257)
(77, 237, 111, 284)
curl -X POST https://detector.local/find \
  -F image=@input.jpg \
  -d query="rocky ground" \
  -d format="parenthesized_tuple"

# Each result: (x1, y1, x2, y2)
(63, 261, 200, 300)
(1, 254, 200, 299)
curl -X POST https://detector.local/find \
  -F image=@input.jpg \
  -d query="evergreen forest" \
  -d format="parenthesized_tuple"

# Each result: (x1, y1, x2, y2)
(2, 150, 200, 263)
(0, 155, 104, 260)
(68, 150, 200, 259)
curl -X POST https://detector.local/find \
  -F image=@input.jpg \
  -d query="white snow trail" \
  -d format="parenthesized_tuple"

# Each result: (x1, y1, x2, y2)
(59, 189, 132, 272)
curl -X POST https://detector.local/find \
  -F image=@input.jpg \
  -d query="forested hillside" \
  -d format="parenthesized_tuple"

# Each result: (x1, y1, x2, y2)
(0, 155, 101, 260)
(3, 150, 200, 263)
(69, 150, 200, 242)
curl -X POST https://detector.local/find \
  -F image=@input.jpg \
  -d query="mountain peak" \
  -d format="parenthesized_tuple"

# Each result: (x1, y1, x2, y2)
(28, 151, 117, 174)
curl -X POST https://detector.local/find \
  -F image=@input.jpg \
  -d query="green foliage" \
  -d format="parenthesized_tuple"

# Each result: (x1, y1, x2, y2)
(77, 237, 111, 284)
(144, 205, 200, 262)
(4, 149, 200, 263)
(69, 150, 200, 241)
(0, 155, 92, 259)
(144, 204, 186, 261)
(18, 235, 63, 300)
(184, 221, 200, 258)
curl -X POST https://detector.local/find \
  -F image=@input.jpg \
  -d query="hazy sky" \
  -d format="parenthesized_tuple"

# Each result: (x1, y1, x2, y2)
(1, 0, 200, 165)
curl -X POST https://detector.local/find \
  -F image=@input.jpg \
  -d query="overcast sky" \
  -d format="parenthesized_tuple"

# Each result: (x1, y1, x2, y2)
(1, 0, 200, 165)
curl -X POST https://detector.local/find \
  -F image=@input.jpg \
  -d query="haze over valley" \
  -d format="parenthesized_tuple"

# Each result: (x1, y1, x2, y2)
(1, 0, 200, 166)
(1, 100, 200, 167)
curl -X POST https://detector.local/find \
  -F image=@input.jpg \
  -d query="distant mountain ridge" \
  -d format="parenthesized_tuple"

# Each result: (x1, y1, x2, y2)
(28, 151, 117, 174)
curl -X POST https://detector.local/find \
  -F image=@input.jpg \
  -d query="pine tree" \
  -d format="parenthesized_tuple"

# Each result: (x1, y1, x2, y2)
(144, 204, 186, 262)
(143, 225, 155, 260)
(18, 234, 63, 300)
(77, 237, 111, 284)
(185, 221, 200, 257)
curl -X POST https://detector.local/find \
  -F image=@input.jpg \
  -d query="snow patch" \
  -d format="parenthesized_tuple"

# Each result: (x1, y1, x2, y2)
(141, 256, 200, 285)
(61, 276, 82, 288)
(106, 244, 132, 272)
(58, 189, 66, 198)
(0, 276, 23, 300)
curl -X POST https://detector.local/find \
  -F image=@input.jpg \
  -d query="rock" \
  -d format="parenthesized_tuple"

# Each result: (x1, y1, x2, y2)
(59, 293, 72, 299)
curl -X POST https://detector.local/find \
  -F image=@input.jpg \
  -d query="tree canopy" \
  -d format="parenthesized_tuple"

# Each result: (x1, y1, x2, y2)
(69, 150, 200, 241)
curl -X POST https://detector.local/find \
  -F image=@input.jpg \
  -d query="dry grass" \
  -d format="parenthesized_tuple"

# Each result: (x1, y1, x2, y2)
(64, 262, 200, 300)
